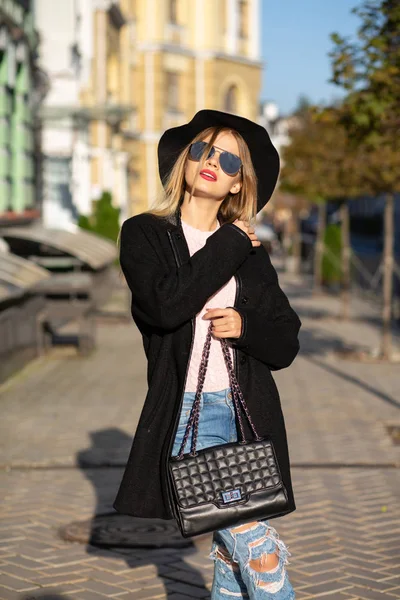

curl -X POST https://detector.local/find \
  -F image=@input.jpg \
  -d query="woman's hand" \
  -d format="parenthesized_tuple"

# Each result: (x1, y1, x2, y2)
(233, 219, 261, 247)
(202, 307, 243, 338)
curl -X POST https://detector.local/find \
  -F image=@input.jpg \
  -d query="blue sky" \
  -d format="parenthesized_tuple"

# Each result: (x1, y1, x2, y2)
(260, 0, 361, 115)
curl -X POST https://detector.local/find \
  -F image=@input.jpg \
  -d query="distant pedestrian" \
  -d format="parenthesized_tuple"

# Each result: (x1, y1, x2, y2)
(114, 110, 301, 599)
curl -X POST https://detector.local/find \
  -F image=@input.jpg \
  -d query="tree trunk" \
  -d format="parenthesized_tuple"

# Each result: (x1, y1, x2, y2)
(282, 218, 291, 266)
(381, 193, 394, 360)
(287, 211, 302, 274)
(313, 201, 326, 294)
(340, 202, 351, 320)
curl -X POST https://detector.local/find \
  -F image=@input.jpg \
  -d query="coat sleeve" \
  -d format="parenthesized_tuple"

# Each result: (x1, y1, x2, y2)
(120, 217, 253, 331)
(228, 257, 301, 371)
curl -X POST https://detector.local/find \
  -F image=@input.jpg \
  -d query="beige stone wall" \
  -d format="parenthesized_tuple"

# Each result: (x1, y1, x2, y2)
(212, 59, 261, 120)
(82, 0, 262, 217)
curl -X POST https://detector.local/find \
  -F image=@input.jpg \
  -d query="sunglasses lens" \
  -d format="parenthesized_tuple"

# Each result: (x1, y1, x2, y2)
(190, 142, 241, 175)
(220, 152, 242, 176)
(190, 141, 208, 161)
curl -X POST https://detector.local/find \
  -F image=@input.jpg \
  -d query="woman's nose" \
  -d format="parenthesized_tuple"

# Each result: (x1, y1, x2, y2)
(206, 152, 219, 168)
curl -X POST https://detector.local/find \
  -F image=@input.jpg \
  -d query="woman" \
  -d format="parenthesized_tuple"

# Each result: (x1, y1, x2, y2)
(114, 110, 301, 599)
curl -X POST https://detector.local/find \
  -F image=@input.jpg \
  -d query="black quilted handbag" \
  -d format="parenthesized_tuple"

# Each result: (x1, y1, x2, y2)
(168, 321, 290, 538)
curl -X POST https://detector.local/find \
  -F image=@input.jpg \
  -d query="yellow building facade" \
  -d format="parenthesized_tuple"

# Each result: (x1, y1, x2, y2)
(84, 0, 262, 216)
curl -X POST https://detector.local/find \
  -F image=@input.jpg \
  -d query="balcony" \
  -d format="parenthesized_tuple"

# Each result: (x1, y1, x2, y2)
(164, 23, 187, 46)
(162, 110, 186, 131)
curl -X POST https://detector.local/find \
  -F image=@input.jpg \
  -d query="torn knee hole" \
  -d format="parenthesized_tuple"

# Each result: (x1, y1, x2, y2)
(215, 548, 239, 570)
(250, 552, 280, 573)
(258, 569, 286, 592)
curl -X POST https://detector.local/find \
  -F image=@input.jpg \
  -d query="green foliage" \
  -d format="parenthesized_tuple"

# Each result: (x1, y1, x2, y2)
(280, 106, 368, 202)
(78, 215, 91, 231)
(328, 0, 400, 193)
(78, 191, 120, 243)
(322, 224, 342, 285)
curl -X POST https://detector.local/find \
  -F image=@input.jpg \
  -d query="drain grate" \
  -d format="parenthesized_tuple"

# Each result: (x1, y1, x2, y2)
(59, 513, 194, 548)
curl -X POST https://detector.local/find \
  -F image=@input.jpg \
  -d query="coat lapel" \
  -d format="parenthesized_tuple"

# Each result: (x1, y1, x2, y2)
(166, 207, 189, 268)
(166, 205, 226, 268)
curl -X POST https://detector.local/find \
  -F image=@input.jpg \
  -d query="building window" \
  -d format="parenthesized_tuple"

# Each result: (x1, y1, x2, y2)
(166, 71, 179, 111)
(238, 0, 248, 38)
(168, 0, 178, 24)
(223, 85, 238, 114)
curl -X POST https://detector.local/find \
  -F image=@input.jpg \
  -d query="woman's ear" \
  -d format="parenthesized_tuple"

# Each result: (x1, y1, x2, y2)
(229, 180, 242, 195)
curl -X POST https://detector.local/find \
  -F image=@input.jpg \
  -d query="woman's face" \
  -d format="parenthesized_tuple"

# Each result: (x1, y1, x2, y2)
(184, 131, 242, 201)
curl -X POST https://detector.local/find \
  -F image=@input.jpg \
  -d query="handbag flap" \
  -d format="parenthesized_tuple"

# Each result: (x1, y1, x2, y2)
(169, 439, 283, 509)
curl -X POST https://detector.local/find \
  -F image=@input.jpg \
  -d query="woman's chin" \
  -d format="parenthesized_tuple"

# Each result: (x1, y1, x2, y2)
(187, 183, 224, 200)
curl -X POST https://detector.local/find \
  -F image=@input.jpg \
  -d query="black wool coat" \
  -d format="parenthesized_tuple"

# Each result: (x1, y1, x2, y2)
(113, 206, 301, 521)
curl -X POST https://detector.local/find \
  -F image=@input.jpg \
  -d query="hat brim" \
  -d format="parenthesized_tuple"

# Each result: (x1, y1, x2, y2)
(157, 109, 280, 213)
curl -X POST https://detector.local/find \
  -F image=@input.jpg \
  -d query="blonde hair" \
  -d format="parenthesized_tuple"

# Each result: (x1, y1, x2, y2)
(144, 126, 258, 224)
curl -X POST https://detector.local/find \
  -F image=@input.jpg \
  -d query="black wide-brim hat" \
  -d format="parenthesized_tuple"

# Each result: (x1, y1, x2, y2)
(157, 109, 280, 213)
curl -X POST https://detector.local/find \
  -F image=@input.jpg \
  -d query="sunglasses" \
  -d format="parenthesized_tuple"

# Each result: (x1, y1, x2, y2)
(189, 141, 242, 176)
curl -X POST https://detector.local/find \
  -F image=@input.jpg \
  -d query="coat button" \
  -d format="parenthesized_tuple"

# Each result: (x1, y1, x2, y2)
(176, 233, 182, 239)
(240, 355, 247, 365)
(241, 296, 249, 304)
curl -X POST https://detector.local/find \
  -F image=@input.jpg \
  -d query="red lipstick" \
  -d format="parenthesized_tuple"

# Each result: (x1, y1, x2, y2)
(200, 169, 217, 182)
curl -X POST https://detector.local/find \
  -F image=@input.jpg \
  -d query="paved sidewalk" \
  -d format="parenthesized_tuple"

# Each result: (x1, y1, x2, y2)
(0, 267, 399, 600)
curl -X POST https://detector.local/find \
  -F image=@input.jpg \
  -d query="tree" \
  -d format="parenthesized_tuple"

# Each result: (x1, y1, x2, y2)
(78, 191, 120, 243)
(280, 106, 365, 298)
(329, 0, 400, 359)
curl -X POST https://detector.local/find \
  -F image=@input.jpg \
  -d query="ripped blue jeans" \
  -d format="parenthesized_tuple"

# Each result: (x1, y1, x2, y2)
(172, 387, 296, 599)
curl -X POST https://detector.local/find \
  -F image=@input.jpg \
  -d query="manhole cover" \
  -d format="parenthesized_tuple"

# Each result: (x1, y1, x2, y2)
(59, 513, 194, 548)
(386, 424, 400, 446)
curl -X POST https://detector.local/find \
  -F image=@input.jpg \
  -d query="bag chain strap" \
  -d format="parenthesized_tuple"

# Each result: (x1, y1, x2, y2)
(176, 321, 262, 460)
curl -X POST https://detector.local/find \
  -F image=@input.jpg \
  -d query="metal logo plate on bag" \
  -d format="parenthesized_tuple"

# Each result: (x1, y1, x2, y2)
(221, 489, 242, 504)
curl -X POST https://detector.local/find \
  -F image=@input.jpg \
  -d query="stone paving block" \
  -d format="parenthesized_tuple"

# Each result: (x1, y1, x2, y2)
(347, 586, 400, 599)
(82, 579, 133, 597)
(0, 538, 25, 546)
(0, 573, 40, 593)
(379, 565, 400, 577)
(163, 595, 193, 600)
(84, 570, 135, 587)
(0, 565, 38, 582)
(0, 585, 23, 599)
(164, 569, 210, 587)
(124, 566, 159, 582)
(87, 559, 131, 574)
(299, 579, 354, 596)
(343, 575, 398, 592)
(297, 552, 339, 565)
(13, 541, 57, 554)
(380, 576, 400, 585)
(165, 581, 209, 598)
(29, 572, 89, 587)
(35, 566, 95, 577)
(385, 587, 400, 597)
(166, 560, 205, 574)
(109, 586, 165, 599)
(292, 568, 340, 585)
(75, 591, 116, 600)
(4, 557, 47, 571)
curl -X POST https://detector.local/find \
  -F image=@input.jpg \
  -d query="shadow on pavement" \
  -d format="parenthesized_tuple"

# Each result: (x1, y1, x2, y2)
(304, 355, 400, 410)
(75, 428, 211, 598)
(298, 326, 350, 356)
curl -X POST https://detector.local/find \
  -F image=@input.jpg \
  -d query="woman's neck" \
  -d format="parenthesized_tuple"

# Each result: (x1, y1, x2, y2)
(180, 196, 222, 232)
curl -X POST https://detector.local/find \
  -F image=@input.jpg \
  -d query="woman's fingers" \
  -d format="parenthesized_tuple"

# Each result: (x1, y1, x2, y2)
(233, 219, 261, 246)
(203, 308, 242, 338)
(248, 232, 261, 246)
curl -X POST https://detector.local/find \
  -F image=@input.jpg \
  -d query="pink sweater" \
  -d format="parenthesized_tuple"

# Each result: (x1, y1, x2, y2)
(181, 219, 236, 392)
